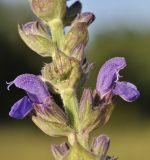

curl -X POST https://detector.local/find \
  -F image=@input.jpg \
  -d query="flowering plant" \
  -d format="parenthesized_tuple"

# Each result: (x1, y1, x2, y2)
(8, 0, 140, 159)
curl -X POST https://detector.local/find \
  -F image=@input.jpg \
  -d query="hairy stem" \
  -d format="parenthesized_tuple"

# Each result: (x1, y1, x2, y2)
(48, 19, 64, 48)
(60, 88, 80, 132)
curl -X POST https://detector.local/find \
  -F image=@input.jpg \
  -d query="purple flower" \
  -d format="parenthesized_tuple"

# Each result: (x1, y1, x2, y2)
(7, 74, 50, 119)
(96, 57, 140, 102)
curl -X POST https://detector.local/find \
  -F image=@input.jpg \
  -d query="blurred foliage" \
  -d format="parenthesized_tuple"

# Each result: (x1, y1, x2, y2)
(0, 2, 150, 160)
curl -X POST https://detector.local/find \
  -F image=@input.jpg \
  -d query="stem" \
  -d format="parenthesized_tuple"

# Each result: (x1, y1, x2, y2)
(48, 19, 64, 48)
(60, 88, 80, 131)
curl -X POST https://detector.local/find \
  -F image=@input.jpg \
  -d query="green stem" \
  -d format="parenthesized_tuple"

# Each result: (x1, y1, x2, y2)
(48, 19, 64, 47)
(60, 88, 80, 131)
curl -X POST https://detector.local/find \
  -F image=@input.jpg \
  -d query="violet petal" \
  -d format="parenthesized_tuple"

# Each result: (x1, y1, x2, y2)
(9, 96, 33, 119)
(96, 57, 126, 98)
(112, 81, 140, 102)
(7, 74, 50, 104)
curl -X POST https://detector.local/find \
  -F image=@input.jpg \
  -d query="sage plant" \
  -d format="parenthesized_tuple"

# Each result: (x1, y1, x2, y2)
(7, 0, 140, 159)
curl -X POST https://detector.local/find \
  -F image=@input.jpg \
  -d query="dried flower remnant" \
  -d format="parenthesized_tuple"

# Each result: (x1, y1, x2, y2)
(8, 0, 140, 159)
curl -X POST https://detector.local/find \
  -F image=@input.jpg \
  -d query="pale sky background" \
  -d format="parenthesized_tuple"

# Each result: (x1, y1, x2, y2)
(1, 0, 150, 34)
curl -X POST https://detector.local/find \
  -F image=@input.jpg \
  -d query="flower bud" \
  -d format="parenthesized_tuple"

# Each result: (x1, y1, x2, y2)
(51, 142, 70, 160)
(72, 12, 95, 26)
(64, 1, 82, 26)
(91, 134, 110, 157)
(62, 22, 88, 55)
(30, 0, 66, 21)
(18, 21, 55, 57)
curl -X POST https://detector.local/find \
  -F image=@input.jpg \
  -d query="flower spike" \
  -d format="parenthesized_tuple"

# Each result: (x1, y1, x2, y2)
(8, 1, 140, 159)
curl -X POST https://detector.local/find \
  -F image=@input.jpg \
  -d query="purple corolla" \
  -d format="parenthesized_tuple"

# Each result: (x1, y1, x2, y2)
(96, 57, 140, 102)
(7, 74, 50, 119)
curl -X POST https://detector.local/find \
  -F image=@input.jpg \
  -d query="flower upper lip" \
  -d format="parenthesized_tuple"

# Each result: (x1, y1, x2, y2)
(96, 57, 140, 102)
(7, 74, 51, 119)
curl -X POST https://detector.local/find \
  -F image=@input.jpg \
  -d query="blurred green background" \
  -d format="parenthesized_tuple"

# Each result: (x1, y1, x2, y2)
(0, 0, 150, 159)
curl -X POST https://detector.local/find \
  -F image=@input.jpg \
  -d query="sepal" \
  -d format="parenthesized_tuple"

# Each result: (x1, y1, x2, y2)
(93, 90, 114, 126)
(79, 89, 114, 135)
(62, 22, 88, 55)
(79, 89, 101, 134)
(32, 99, 73, 137)
(71, 44, 85, 63)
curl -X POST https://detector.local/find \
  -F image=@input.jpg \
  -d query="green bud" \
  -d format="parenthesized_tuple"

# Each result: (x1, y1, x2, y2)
(32, 99, 73, 137)
(30, 0, 66, 21)
(62, 22, 88, 56)
(64, 1, 82, 26)
(18, 21, 56, 57)
(51, 142, 70, 160)
(42, 51, 81, 92)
